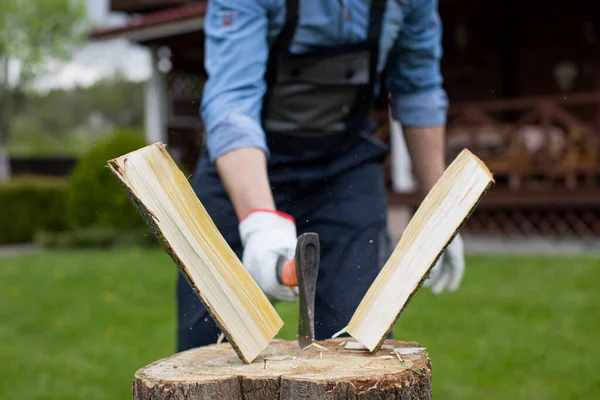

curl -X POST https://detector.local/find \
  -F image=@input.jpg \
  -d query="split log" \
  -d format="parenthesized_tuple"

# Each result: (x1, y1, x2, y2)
(107, 143, 283, 363)
(346, 148, 494, 351)
(133, 338, 433, 400)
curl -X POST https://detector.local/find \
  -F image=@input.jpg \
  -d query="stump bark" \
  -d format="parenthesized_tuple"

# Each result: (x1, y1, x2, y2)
(133, 338, 433, 399)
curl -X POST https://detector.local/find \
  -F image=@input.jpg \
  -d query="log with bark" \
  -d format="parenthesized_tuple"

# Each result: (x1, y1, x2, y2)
(107, 143, 283, 364)
(344, 148, 494, 351)
(133, 338, 433, 400)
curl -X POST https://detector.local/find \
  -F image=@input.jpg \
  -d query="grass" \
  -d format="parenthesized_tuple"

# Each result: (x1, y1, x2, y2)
(0, 249, 598, 399)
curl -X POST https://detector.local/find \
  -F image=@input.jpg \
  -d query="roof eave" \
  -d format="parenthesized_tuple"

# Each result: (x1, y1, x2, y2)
(90, 17, 204, 43)
(89, 2, 205, 43)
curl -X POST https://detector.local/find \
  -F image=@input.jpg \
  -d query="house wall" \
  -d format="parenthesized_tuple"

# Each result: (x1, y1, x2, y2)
(103, 0, 600, 238)
(439, 0, 600, 103)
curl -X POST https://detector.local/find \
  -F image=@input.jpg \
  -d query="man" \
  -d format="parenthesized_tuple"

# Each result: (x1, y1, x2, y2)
(177, 0, 464, 351)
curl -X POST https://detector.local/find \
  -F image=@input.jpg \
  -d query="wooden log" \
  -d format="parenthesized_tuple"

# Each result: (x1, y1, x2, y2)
(346, 149, 494, 351)
(107, 143, 283, 364)
(133, 338, 433, 400)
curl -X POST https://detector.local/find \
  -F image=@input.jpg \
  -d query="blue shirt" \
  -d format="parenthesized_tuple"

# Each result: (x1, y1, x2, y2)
(201, 0, 448, 162)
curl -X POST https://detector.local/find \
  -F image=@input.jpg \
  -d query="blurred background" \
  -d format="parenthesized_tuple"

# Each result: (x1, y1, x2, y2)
(0, 1, 598, 399)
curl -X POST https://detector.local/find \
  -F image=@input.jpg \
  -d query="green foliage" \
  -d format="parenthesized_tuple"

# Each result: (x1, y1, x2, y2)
(0, 176, 68, 244)
(35, 227, 116, 249)
(66, 129, 148, 230)
(0, 0, 88, 172)
(9, 75, 145, 157)
(8, 126, 102, 157)
(77, 72, 145, 128)
(0, 0, 88, 81)
(35, 227, 158, 249)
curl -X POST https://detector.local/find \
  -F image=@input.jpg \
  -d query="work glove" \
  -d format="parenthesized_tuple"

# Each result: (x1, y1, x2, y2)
(423, 233, 465, 294)
(238, 209, 299, 302)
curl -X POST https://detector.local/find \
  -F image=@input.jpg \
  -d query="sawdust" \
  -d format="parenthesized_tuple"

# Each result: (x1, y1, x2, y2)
(137, 338, 429, 381)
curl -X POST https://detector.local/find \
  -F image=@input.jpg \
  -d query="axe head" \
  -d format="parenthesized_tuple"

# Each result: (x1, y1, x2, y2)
(295, 232, 320, 348)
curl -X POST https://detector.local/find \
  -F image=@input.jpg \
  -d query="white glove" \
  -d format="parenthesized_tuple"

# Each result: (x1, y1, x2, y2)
(423, 233, 465, 294)
(238, 210, 299, 302)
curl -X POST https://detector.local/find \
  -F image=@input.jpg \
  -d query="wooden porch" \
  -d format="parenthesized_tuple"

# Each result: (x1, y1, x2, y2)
(445, 91, 600, 190)
(383, 91, 600, 238)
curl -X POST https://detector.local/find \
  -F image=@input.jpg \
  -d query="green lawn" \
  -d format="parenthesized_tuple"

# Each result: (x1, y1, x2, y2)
(0, 249, 598, 399)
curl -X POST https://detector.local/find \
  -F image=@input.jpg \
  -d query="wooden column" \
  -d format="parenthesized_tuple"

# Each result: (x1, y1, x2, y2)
(133, 339, 433, 399)
(144, 47, 168, 145)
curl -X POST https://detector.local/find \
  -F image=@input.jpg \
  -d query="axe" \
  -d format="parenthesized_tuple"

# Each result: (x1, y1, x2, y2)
(276, 233, 320, 348)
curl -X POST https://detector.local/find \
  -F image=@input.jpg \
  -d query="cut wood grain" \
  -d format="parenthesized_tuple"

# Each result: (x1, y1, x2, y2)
(107, 142, 283, 364)
(346, 148, 494, 351)
(133, 339, 433, 400)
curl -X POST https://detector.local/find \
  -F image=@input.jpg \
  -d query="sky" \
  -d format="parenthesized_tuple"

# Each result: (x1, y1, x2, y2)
(35, 0, 152, 91)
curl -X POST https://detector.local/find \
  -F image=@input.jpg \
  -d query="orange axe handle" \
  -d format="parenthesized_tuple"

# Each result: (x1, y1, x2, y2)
(276, 233, 320, 289)
(277, 257, 298, 287)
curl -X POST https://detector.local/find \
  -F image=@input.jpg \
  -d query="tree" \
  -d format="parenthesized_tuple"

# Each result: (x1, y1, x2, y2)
(0, 0, 88, 179)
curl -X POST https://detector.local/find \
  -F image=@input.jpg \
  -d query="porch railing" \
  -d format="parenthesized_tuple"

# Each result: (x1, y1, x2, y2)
(445, 91, 600, 190)
(379, 91, 600, 238)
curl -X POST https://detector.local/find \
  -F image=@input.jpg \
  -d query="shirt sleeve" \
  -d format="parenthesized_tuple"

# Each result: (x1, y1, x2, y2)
(200, 0, 272, 162)
(387, 0, 448, 127)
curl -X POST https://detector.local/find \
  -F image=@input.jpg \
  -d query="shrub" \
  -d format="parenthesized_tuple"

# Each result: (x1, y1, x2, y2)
(0, 176, 69, 244)
(66, 129, 148, 231)
(35, 226, 158, 249)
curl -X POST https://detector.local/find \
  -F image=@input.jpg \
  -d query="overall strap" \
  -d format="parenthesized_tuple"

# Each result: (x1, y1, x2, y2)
(262, 0, 300, 118)
(346, 0, 387, 132)
(367, 0, 387, 83)
(271, 0, 299, 53)
(368, 0, 387, 41)
(368, 0, 387, 98)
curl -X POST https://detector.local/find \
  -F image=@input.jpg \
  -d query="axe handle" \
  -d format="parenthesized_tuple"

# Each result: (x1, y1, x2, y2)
(277, 257, 298, 287)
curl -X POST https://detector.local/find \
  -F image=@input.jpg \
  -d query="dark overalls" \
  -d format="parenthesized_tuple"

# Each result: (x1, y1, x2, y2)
(177, 0, 392, 351)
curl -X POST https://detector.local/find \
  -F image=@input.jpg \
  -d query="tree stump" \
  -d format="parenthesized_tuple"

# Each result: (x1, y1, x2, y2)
(133, 338, 433, 399)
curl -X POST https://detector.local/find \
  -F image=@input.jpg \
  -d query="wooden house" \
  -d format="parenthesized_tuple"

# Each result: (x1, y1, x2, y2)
(90, 0, 600, 238)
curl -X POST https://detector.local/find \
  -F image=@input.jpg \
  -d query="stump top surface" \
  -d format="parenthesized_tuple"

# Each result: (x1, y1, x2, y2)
(136, 338, 430, 383)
